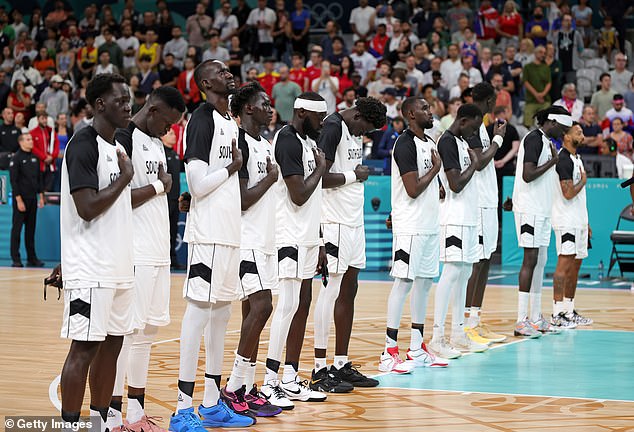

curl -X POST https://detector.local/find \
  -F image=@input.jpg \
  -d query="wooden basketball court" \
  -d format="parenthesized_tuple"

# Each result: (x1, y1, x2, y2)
(2, 267, 633, 431)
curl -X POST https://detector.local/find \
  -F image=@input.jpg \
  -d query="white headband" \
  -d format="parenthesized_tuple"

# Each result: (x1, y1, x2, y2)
(548, 113, 573, 127)
(294, 98, 328, 112)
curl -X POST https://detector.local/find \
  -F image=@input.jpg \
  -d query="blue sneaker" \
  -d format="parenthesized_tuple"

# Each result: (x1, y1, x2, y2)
(168, 407, 206, 432)
(198, 401, 255, 428)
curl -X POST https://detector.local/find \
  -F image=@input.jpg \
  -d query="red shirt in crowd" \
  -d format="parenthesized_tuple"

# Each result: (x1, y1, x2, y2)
(479, 5, 500, 40)
(30, 126, 60, 172)
(257, 71, 280, 98)
(306, 65, 321, 87)
(370, 33, 389, 58)
(289, 67, 308, 91)
(498, 12, 522, 37)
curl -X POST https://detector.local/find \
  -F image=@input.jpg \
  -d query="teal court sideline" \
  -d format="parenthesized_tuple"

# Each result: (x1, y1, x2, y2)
(376, 330, 634, 402)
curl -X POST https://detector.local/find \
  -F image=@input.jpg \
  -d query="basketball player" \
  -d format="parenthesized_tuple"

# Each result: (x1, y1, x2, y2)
(551, 123, 593, 328)
(465, 82, 507, 344)
(379, 96, 449, 373)
(260, 93, 329, 408)
(59, 74, 134, 431)
(311, 97, 387, 391)
(512, 105, 571, 337)
(169, 60, 254, 431)
(220, 82, 283, 416)
(429, 104, 487, 359)
(106, 87, 186, 432)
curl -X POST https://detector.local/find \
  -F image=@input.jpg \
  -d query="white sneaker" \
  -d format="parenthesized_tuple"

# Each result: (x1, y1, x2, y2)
(450, 333, 488, 353)
(378, 346, 414, 374)
(428, 337, 462, 359)
(260, 380, 295, 410)
(280, 378, 327, 402)
(406, 343, 449, 367)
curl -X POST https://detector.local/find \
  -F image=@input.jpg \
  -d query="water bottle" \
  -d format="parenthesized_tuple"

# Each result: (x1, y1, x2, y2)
(598, 260, 604, 280)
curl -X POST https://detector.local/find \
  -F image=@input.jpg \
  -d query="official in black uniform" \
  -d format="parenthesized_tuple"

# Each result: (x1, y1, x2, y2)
(9, 134, 45, 267)
(161, 127, 185, 270)
(0, 108, 20, 170)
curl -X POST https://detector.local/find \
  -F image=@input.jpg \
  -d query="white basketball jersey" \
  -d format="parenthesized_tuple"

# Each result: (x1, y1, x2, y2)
(513, 129, 557, 217)
(475, 123, 498, 208)
(238, 129, 276, 253)
(183, 103, 241, 246)
(274, 125, 322, 247)
(391, 129, 439, 235)
(319, 112, 364, 227)
(438, 130, 479, 226)
(552, 147, 588, 228)
(60, 127, 134, 288)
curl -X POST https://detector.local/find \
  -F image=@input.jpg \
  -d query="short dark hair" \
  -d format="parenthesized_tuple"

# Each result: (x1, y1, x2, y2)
(139, 54, 152, 62)
(332, 36, 344, 45)
(472, 82, 495, 103)
(493, 105, 507, 115)
(401, 96, 424, 117)
(164, 52, 174, 58)
(600, 72, 610, 81)
(230, 82, 266, 117)
(457, 103, 483, 120)
(150, 86, 186, 113)
(342, 87, 356, 96)
(356, 97, 387, 129)
(193, 59, 216, 89)
(86, 73, 126, 106)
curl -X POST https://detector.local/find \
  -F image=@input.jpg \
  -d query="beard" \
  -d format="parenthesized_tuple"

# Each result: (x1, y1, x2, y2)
(303, 117, 321, 141)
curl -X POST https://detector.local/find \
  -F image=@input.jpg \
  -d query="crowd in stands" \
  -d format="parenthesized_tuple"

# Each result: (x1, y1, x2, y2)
(1, 0, 634, 187)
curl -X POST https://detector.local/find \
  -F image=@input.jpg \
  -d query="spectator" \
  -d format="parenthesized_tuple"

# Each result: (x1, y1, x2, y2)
(101, 7, 120, 37)
(553, 13, 583, 87)
(157, 6, 174, 45)
(392, 70, 412, 101)
(350, 40, 377, 86)
(1, 46, 15, 75)
(446, 0, 473, 34)
(578, 105, 603, 154)
(385, 35, 412, 66)
(571, 0, 592, 43)
(159, 53, 180, 88)
(9, 133, 44, 268)
(227, 35, 243, 79)
(53, 112, 70, 191)
(381, 87, 400, 121)
(350, 70, 368, 98)
(39, 75, 68, 119)
(175, 56, 199, 113)
(55, 39, 75, 80)
(98, 28, 123, 71)
(0, 70, 8, 106)
(27, 103, 54, 131)
(333, 55, 354, 93)
(486, 52, 514, 91)
(440, 44, 462, 89)
(375, 3, 397, 38)
(11, 57, 42, 96)
(598, 15, 619, 62)
(163, 26, 187, 70)
(137, 28, 161, 71)
(461, 55, 483, 87)
(214, 0, 239, 46)
(30, 112, 59, 192)
(289, 0, 311, 58)
(77, 34, 98, 77)
(413, 42, 431, 73)
(272, 65, 302, 123)
(490, 105, 519, 219)
(431, 70, 450, 103)
(545, 42, 562, 103)
(369, 23, 389, 59)
(321, 21, 341, 61)
(457, 26, 480, 62)
(368, 61, 393, 98)
(7, 80, 31, 122)
(186, 2, 213, 48)
(422, 56, 442, 86)
(10, 9, 28, 38)
(232, 0, 253, 51)
(33, 47, 55, 74)
(337, 87, 357, 111)
(258, 58, 281, 98)
(349, 0, 376, 42)
(522, 44, 551, 127)
(136, 55, 160, 95)
(479, 47, 493, 77)
(612, 117, 634, 177)
(0, 108, 20, 169)
(246, 0, 276, 60)
(591, 73, 617, 119)
(14, 112, 28, 133)
(312, 59, 339, 114)
(450, 73, 470, 100)
(33, 67, 55, 102)
(401, 21, 420, 47)
(439, 97, 462, 132)
(405, 54, 424, 93)
(515, 38, 535, 66)
(244, 66, 259, 84)
(611, 53, 633, 96)
(554, 83, 584, 122)
(135, 11, 158, 42)
(477, 0, 499, 49)
(328, 37, 348, 66)
(46, 0, 69, 29)
(202, 31, 230, 63)
(376, 115, 405, 174)
(602, 94, 634, 133)
(525, 6, 549, 47)
(118, 23, 140, 78)
(428, 30, 447, 59)
(95, 51, 119, 76)
(625, 75, 634, 111)
(412, 1, 441, 40)
(271, 5, 289, 61)
(491, 72, 512, 115)
(66, 25, 84, 51)
(259, 107, 281, 142)
(503, 45, 522, 117)
(289, 52, 309, 91)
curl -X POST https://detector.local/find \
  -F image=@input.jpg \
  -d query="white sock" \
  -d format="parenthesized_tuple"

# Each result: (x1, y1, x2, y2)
(266, 278, 301, 381)
(177, 300, 212, 411)
(529, 292, 542, 322)
(433, 262, 463, 340)
(333, 355, 348, 370)
(451, 263, 472, 338)
(282, 363, 298, 383)
(469, 307, 481, 328)
(385, 277, 412, 350)
(226, 353, 251, 393)
(529, 247, 547, 322)
(126, 397, 144, 424)
(244, 363, 257, 390)
(203, 301, 232, 406)
(90, 408, 107, 432)
(564, 297, 574, 314)
(314, 357, 327, 371)
(410, 277, 432, 350)
(313, 273, 343, 354)
(553, 300, 565, 316)
(105, 406, 122, 431)
(518, 291, 529, 322)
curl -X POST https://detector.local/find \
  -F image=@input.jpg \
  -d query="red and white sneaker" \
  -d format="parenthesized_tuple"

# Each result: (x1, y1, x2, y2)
(378, 347, 414, 374)
(406, 343, 449, 368)
(125, 416, 167, 432)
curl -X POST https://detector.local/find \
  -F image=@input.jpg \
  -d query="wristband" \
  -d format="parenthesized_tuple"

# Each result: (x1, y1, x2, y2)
(152, 180, 165, 195)
(492, 135, 503, 147)
(343, 171, 357, 185)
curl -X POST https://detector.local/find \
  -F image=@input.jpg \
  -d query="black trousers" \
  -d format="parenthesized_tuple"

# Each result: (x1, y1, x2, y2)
(168, 197, 180, 266)
(11, 197, 37, 263)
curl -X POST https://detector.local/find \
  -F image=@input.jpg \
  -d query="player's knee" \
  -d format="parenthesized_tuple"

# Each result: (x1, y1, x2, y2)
(522, 250, 539, 268)
(68, 340, 100, 364)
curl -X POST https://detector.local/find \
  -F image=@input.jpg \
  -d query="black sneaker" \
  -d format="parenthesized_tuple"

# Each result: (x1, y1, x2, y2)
(309, 367, 353, 393)
(330, 363, 379, 388)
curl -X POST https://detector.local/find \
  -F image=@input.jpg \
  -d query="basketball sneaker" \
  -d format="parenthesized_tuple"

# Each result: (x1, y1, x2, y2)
(330, 362, 379, 387)
(550, 312, 578, 329)
(406, 343, 449, 367)
(309, 367, 354, 393)
(198, 401, 255, 428)
(280, 378, 327, 402)
(514, 318, 542, 338)
(450, 333, 488, 353)
(260, 380, 295, 410)
(428, 337, 462, 359)
(245, 385, 282, 417)
(168, 407, 206, 432)
(474, 323, 506, 343)
(126, 416, 167, 432)
(533, 314, 563, 334)
(566, 310, 593, 326)
(378, 347, 414, 374)
(219, 385, 250, 415)
(464, 327, 493, 345)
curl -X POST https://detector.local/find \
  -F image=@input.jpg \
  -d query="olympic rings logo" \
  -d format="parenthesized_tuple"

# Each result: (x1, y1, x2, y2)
(310, 2, 344, 28)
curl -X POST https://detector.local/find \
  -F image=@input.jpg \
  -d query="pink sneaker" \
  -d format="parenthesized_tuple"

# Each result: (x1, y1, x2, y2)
(378, 346, 414, 374)
(125, 416, 167, 432)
